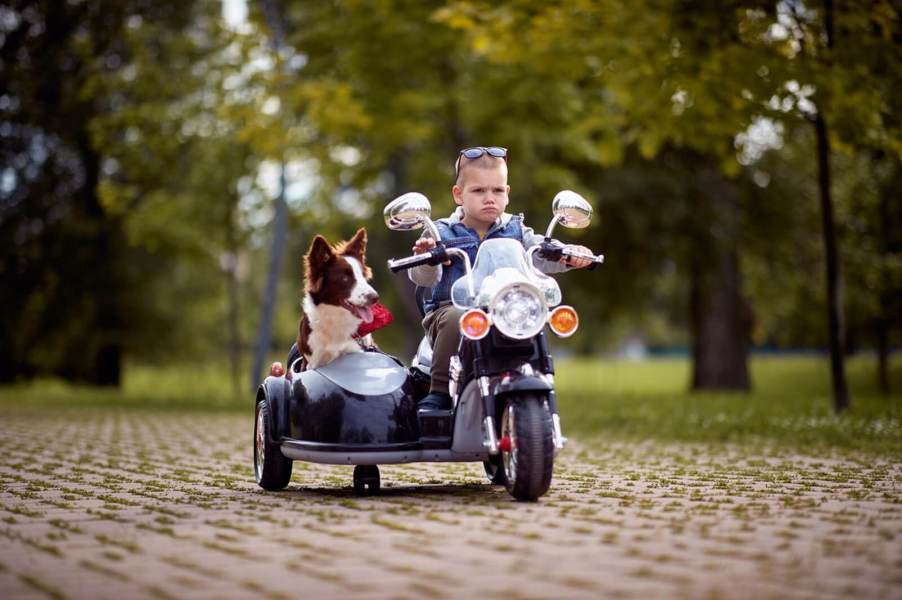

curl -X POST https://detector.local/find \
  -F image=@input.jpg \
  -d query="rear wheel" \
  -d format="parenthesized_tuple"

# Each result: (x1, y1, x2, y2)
(500, 394, 553, 501)
(254, 401, 292, 490)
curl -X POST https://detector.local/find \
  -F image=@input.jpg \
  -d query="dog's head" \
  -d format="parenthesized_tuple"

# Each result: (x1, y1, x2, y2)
(304, 228, 379, 323)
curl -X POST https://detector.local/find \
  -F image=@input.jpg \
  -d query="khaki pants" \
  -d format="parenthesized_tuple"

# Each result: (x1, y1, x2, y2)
(422, 304, 465, 395)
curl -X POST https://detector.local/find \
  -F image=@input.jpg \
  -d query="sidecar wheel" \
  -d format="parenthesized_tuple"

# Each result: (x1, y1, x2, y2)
(482, 455, 507, 486)
(353, 465, 380, 496)
(254, 401, 292, 490)
(500, 394, 553, 502)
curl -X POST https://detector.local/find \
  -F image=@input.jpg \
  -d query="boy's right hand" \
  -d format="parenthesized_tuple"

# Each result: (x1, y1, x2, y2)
(412, 238, 436, 254)
(412, 238, 451, 265)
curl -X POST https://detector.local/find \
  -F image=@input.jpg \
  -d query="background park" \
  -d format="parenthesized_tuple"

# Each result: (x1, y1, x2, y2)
(1, 1, 900, 598)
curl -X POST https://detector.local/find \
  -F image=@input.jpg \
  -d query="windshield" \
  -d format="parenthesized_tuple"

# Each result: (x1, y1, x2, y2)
(451, 238, 562, 309)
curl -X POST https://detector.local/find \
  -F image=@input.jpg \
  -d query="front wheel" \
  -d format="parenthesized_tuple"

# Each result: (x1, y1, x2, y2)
(353, 465, 381, 496)
(254, 401, 292, 490)
(482, 454, 507, 486)
(499, 394, 554, 501)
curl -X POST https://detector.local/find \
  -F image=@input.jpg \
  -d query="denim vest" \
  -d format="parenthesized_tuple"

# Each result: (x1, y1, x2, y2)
(421, 214, 524, 314)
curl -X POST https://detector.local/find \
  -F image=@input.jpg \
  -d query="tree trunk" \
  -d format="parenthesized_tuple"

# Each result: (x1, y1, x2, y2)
(689, 166, 750, 391)
(250, 163, 288, 392)
(386, 152, 423, 358)
(690, 249, 751, 390)
(814, 113, 850, 413)
(225, 201, 242, 399)
(251, 0, 290, 391)
(803, 0, 849, 412)
(81, 133, 122, 387)
(876, 316, 889, 396)
(875, 151, 899, 396)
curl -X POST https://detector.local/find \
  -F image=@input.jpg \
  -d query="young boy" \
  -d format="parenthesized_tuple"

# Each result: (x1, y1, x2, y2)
(409, 146, 593, 411)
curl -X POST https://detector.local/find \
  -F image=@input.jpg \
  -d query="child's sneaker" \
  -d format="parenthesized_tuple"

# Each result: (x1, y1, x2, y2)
(417, 392, 451, 411)
(418, 393, 452, 448)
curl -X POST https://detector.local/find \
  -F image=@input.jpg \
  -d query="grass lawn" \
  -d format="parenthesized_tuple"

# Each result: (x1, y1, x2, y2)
(1, 355, 899, 455)
(555, 355, 902, 454)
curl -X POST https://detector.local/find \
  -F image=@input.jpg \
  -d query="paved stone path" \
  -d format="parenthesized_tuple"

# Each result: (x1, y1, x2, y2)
(0, 407, 900, 599)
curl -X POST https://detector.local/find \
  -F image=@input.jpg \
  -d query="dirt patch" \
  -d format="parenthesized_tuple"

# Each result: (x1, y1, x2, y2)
(0, 409, 900, 599)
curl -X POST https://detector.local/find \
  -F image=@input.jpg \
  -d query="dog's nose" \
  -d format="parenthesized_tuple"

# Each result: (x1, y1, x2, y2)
(365, 291, 379, 304)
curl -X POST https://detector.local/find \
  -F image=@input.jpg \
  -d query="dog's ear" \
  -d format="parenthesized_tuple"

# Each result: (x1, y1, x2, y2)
(307, 235, 334, 266)
(343, 227, 367, 259)
(305, 235, 334, 294)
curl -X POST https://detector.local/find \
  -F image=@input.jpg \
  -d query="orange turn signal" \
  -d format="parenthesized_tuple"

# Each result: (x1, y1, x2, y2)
(548, 306, 579, 337)
(459, 309, 491, 340)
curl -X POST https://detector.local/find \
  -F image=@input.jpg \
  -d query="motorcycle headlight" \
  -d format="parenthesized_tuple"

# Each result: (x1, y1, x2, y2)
(489, 284, 547, 340)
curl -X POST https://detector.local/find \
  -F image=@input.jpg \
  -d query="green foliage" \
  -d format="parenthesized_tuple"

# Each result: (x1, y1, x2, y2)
(3, 0, 900, 392)
(0, 1, 221, 382)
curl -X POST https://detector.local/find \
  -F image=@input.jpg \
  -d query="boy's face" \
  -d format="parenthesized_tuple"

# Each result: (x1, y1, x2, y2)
(452, 163, 510, 229)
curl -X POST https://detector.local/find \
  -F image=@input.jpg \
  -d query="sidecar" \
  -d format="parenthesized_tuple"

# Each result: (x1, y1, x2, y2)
(253, 349, 492, 494)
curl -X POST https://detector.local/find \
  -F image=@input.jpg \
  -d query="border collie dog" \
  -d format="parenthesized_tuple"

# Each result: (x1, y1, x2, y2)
(296, 228, 379, 369)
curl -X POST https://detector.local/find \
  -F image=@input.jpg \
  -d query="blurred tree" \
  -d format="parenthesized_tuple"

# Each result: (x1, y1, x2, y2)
(763, 0, 902, 409)
(0, 1, 252, 387)
(247, 0, 290, 392)
(95, 7, 261, 395)
(0, 1, 201, 383)
(6, 0, 895, 397)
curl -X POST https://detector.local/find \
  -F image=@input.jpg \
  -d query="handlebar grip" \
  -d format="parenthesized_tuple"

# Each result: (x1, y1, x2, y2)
(387, 246, 451, 273)
(538, 242, 605, 269)
(564, 250, 605, 270)
(536, 242, 564, 262)
(563, 250, 605, 263)
(387, 254, 434, 273)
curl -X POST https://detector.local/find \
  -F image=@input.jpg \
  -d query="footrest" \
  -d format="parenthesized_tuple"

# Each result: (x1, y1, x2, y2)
(418, 409, 452, 448)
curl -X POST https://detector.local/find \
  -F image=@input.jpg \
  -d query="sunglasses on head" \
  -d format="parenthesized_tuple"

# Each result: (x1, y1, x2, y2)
(455, 146, 508, 176)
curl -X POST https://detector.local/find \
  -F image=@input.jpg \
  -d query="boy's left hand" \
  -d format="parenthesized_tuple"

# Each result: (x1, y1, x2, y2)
(560, 245, 594, 268)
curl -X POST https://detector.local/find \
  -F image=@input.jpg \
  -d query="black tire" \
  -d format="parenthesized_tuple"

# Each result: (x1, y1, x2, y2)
(353, 465, 380, 495)
(482, 455, 507, 486)
(500, 394, 554, 501)
(254, 401, 292, 490)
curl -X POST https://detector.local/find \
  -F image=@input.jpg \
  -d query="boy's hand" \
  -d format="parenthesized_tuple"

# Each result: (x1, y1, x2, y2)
(561, 244, 594, 268)
(412, 237, 451, 265)
(412, 238, 436, 254)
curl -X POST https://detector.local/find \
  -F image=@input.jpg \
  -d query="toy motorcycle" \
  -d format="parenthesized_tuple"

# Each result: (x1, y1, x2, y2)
(253, 191, 603, 501)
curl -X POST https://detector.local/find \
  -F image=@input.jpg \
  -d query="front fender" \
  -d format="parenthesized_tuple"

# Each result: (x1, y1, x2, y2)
(492, 374, 552, 398)
(256, 376, 291, 445)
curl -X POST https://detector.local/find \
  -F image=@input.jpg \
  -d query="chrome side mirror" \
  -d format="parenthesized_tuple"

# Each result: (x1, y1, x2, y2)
(384, 192, 431, 230)
(553, 191, 592, 228)
(384, 192, 441, 239)
(545, 190, 593, 238)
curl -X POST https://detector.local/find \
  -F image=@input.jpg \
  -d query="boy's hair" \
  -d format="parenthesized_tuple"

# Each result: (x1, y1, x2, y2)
(455, 154, 508, 187)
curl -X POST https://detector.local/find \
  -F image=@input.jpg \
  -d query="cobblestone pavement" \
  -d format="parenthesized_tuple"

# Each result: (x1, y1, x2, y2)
(0, 407, 900, 600)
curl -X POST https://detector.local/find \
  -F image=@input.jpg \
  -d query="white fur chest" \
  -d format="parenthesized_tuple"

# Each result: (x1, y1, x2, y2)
(302, 295, 362, 368)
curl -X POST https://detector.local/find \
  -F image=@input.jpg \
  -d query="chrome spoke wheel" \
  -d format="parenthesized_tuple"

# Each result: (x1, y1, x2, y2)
(253, 398, 292, 490)
(501, 403, 517, 486)
(499, 394, 554, 501)
(254, 405, 266, 483)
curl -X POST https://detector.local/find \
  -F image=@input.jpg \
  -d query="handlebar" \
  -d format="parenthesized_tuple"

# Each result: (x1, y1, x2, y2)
(387, 245, 450, 273)
(534, 241, 605, 270)
(387, 246, 475, 297)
